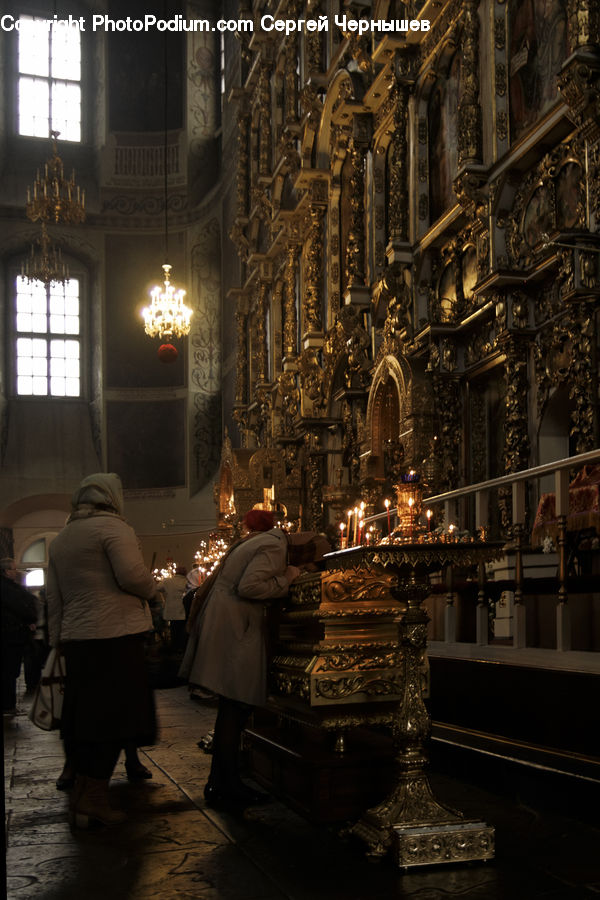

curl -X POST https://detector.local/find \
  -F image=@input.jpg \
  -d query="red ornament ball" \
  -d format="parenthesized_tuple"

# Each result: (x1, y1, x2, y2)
(158, 343, 178, 363)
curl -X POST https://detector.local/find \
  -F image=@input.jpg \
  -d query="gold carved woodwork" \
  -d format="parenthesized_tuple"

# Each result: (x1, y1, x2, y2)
(255, 282, 268, 384)
(431, 373, 461, 492)
(297, 347, 325, 414)
(235, 305, 248, 406)
(569, 303, 597, 452)
(567, 0, 600, 52)
(345, 140, 367, 291)
(458, 0, 482, 166)
(506, 142, 586, 268)
(304, 207, 324, 333)
(388, 80, 410, 243)
(502, 335, 531, 475)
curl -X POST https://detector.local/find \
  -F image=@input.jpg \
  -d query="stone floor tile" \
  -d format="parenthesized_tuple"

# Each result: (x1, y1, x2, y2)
(5, 683, 600, 900)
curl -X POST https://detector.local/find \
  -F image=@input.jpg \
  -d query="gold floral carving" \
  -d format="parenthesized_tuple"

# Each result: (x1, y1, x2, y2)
(316, 674, 402, 700)
(304, 208, 324, 332)
(502, 336, 531, 475)
(388, 82, 409, 242)
(255, 282, 268, 384)
(345, 140, 367, 290)
(283, 244, 299, 357)
(458, 0, 482, 165)
(235, 305, 247, 406)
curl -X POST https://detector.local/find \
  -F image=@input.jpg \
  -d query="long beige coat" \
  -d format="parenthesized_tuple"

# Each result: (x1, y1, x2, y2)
(47, 474, 155, 645)
(179, 528, 290, 706)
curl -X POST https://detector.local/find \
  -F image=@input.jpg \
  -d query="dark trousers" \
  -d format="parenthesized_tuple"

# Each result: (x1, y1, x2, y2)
(70, 739, 122, 780)
(23, 639, 49, 690)
(2, 641, 26, 710)
(208, 696, 253, 791)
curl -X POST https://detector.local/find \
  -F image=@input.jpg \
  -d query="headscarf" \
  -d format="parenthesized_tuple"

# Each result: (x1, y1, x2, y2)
(69, 473, 125, 520)
(243, 509, 275, 532)
(286, 532, 331, 566)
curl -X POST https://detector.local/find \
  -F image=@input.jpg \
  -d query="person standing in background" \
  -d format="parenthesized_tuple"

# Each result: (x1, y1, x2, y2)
(158, 565, 188, 653)
(1, 557, 37, 715)
(47, 473, 160, 828)
(23, 587, 50, 691)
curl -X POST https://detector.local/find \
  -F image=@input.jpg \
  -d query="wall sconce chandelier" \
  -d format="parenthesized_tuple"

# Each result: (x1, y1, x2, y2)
(23, 131, 85, 286)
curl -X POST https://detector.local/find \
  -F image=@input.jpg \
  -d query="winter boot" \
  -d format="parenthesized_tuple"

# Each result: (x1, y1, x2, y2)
(70, 775, 127, 828)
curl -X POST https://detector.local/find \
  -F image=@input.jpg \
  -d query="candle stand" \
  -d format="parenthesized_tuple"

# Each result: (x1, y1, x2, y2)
(326, 542, 501, 868)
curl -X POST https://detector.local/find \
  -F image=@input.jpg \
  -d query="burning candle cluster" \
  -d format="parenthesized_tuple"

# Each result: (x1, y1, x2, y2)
(336, 470, 477, 548)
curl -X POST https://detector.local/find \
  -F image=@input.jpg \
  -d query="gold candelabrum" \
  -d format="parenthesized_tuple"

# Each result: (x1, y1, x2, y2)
(327, 543, 500, 868)
(394, 477, 422, 542)
(23, 131, 85, 286)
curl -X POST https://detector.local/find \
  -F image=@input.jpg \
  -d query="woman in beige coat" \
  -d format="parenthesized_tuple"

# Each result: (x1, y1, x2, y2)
(47, 473, 159, 827)
(180, 509, 300, 810)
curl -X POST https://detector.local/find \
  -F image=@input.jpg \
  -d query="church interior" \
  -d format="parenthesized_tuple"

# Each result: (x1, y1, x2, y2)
(2, 0, 600, 887)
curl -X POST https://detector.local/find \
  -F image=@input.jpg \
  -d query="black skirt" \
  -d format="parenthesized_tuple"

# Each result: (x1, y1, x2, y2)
(61, 633, 156, 746)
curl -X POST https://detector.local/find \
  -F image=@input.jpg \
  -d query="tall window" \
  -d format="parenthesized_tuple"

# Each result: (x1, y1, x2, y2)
(18, 16, 81, 142)
(15, 277, 81, 397)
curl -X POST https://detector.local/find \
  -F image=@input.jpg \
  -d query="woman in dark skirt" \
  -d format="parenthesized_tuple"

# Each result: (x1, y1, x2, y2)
(47, 473, 159, 828)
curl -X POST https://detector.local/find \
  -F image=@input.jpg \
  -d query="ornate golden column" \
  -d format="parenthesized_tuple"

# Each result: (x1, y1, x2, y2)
(304, 207, 324, 335)
(345, 135, 369, 304)
(388, 58, 412, 251)
(255, 280, 268, 385)
(258, 64, 272, 178)
(234, 301, 248, 407)
(283, 243, 299, 360)
(458, 0, 482, 166)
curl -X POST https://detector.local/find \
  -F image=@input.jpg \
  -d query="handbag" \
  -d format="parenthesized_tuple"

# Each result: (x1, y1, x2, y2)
(28, 647, 66, 731)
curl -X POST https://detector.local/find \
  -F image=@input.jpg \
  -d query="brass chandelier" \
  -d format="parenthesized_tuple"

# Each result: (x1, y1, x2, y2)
(22, 223, 68, 285)
(141, 32, 191, 346)
(23, 131, 86, 286)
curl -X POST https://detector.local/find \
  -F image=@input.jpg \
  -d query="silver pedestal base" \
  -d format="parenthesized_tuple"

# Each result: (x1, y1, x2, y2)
(394, 820, 495, 869)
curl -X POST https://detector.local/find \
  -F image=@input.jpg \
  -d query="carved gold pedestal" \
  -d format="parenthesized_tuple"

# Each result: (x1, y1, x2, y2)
(328, 544, 499, 868)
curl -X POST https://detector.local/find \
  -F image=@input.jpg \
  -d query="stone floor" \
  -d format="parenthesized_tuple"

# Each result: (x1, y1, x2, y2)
(4, 683, 600, 899)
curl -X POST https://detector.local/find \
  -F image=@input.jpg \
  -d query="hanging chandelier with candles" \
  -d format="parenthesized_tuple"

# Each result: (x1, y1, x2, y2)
(21, 222, 69, 285)
(142, 263, 192, 340)
(23, 131, 86, 287)
(140, 33, 192, 355)
(26, 131, 86, 226)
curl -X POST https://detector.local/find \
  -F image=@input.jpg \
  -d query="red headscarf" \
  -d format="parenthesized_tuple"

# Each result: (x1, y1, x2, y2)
(243, 509, 275, 532)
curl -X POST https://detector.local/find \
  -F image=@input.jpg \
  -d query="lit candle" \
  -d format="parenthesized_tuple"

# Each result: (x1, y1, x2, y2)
(347, 509, 353, 545)
(449, 523, 455, 542)
(339, 522, 346, 549)
(353, 507, 359, 545)
(358, 519, 364, 544)
(426, 509, 432, 533)
(408, 497, 414, 542)
(384, 498, 391, 535)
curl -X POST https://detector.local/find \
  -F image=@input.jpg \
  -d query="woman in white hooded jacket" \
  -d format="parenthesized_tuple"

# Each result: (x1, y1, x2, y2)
(47, 472, 158, 828)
